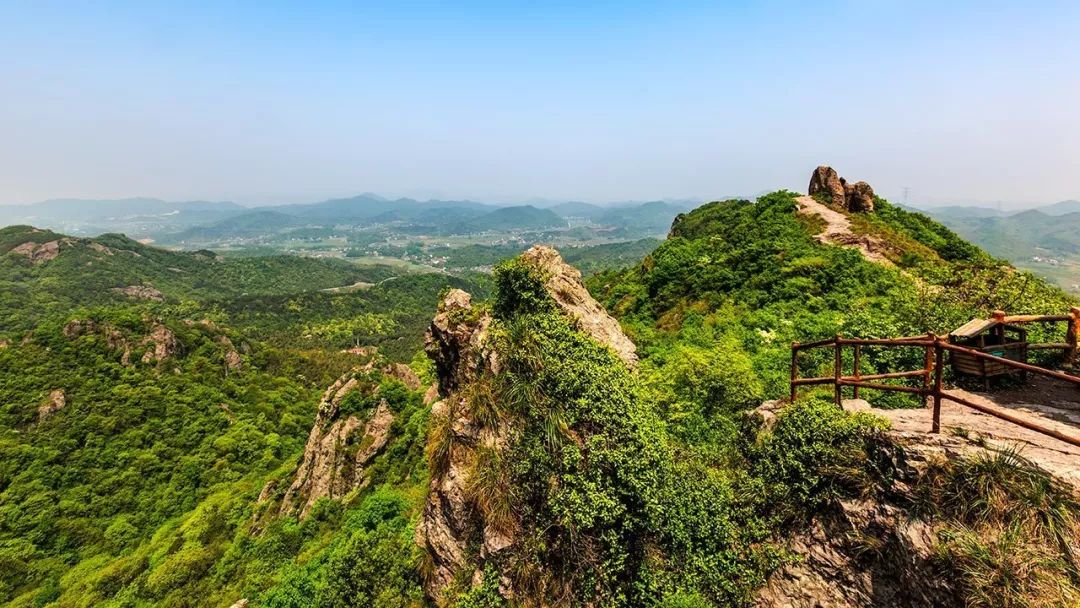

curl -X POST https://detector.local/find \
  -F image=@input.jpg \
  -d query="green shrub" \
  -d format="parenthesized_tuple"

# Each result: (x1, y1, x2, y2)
(750, 398, 889, 513)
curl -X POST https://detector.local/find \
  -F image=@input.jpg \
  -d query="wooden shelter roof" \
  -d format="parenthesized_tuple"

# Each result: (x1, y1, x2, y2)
(950, 318, 1026, 339)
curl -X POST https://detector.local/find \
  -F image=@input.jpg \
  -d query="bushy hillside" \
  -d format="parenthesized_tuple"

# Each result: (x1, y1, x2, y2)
(591, 191, 1073, 403)
(0, 226, 399, 334)
(1, 195, 1077, 608)
(0, 225, 480, 607)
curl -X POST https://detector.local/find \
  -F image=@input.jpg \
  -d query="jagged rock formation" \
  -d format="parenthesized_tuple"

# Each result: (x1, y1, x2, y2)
(111, 285, 165, 302)
(844, 180, 876, 213)
(756, 496, 947, 607)
(416, 291, 497, 599)
(808, 165, 876, 213)
(519, 245, 638, 367)
(752, 416, 953, 607)
(38, 389, 66, 421)
(9, 239, 64, 264)
(416, 245, 637, 603)
(808, 165, 846, 209)
(140, 324, 181, 363)
(217, 335, 243, 373)
(279, 360, 423, 518)
(62, 318, 250, 368)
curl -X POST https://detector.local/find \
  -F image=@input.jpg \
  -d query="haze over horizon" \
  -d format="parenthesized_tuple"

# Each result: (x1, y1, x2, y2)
(3, 1, 1079, 208)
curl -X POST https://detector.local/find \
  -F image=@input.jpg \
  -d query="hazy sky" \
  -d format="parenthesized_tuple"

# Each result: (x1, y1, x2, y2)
(2, 1, 1078, 207)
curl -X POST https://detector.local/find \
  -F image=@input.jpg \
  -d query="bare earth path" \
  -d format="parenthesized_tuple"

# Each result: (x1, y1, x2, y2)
(795, 195, 893, 265)
(844, 376, 1080, 487)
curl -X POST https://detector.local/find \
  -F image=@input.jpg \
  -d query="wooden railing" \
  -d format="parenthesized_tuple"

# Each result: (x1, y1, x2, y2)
(790, 333, 1080, 448)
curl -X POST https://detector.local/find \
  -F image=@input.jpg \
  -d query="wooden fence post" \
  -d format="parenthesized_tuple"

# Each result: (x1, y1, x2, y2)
(852, 343, 861, 400)
(932, 337, 944, 433)
(790, 343, 800, 403)
(1067, 307, 1080, 368)
(834, 335, 843, 407)
(923, 333, 934, 407)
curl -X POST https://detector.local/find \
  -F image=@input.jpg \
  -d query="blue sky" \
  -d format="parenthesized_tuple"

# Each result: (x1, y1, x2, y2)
(2, 1, 1078, 207)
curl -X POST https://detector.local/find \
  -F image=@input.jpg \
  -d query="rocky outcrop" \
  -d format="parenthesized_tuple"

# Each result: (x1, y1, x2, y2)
(63, 319, 97, 339)
(38, 389, 66, 421)
(808, 166, 876, 213)
(279, 361, 420, 518)
(519, 245, 637, 367)
(844, 180, 876, 213)
(64, 319, 134, 364)
(224, 349, 243, 373)
(416, 246, 637, 603)
(9, 240, 63, 264)
(809, 165, 846, 209)
(756, 496, 948, 607)
(417, 292, 497, 599)
(112, 285, 165, 302)
(753, 417, 956, 607)
(140, 324, 180, 363)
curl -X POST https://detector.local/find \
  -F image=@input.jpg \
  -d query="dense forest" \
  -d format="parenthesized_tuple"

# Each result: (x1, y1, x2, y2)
(1, 191, 1077, 607)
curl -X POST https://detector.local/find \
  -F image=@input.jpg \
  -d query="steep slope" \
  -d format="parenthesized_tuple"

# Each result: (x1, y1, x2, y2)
(0, 226, 479, 607)
(416, 246, 781, 606)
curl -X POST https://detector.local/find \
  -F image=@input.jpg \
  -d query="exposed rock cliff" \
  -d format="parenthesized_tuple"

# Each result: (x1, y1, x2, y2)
(753, 399, 1080, 607)
(518, 245, 637, 367)
(416, 246, 638, 603)
(279, 359, 425, 518)
(140, 324, 181, 364)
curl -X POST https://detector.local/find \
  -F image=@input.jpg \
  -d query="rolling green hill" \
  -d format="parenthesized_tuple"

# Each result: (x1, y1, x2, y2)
(456, 205, 567, 232)
(0, 226, 404, 334)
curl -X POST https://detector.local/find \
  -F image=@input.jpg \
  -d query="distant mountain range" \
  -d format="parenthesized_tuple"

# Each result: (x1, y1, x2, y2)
(920, 201, 1080, 293)
(0, 194, 699, 243)
(922, 199, 1080, 219)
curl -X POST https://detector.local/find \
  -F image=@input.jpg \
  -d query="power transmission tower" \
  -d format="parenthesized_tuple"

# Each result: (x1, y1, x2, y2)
(902, 187, 910, 206)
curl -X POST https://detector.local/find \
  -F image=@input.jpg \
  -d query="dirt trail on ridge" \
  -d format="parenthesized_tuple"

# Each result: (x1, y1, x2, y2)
(795, 195, 893, 266)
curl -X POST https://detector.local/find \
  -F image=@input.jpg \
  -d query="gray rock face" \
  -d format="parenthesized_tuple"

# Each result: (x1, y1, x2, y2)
(416, 247, 638, 603)
(279, 361, 419, 518)
(756, 495, 947, 607)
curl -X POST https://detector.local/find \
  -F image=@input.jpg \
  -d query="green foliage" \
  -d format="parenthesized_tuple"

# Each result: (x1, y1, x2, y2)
(864, 197, 986, 263)
(914, 448, 1080, 607)
(449, 261, 784, 607)
(749, 398, 889, 513)
(492, 258, 555, 319)
(258, 488, 423, 608)
(0, 225, 399, 334)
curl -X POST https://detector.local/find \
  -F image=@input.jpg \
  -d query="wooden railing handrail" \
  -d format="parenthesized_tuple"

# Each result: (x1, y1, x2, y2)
(789, 331, 1080, 448)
